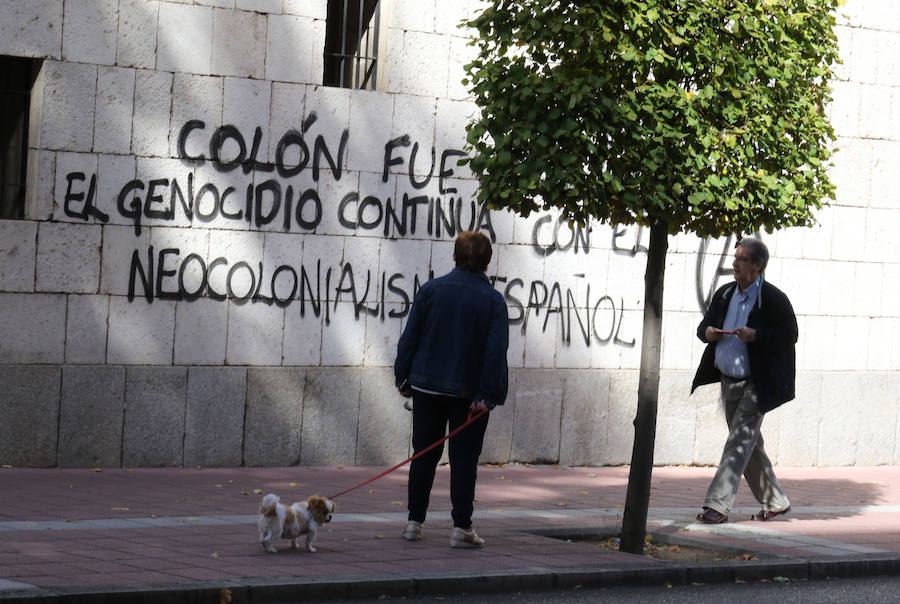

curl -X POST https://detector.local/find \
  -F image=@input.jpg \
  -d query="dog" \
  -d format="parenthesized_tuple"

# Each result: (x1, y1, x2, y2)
(258, 493, 335, 553)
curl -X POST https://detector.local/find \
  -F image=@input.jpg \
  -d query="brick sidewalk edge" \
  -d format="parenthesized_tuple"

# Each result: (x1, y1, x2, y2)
(2, 554, 900, 603)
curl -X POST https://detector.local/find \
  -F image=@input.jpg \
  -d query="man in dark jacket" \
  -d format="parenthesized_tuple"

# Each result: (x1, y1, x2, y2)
(692, 237, 797, 524)
(394, 231, 509, 548)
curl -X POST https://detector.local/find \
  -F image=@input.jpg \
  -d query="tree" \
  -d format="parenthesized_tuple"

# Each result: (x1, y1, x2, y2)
(462, 0, 839, 553)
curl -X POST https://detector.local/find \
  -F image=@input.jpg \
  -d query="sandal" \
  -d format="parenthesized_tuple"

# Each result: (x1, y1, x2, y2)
(696, 507, 728, 524)
(751, 506, 791, 521)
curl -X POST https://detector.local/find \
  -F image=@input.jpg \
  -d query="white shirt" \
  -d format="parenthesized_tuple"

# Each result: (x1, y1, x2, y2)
(714, 277, 761, 379)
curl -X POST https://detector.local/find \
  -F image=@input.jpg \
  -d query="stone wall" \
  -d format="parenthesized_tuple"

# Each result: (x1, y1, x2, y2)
(0, 0, 898, 468)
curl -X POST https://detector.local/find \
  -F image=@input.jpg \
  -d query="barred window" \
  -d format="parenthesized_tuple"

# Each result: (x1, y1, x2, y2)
(323, 0, 384, 90)
(1, 56, 40, 220)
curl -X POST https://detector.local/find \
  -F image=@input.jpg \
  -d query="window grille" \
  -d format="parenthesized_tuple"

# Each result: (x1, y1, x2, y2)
(324, 0, 382, 90)
(1, 56, 40, 220)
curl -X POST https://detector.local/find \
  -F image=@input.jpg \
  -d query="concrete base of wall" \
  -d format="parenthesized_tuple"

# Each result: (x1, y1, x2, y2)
(1, 365, 897, 468)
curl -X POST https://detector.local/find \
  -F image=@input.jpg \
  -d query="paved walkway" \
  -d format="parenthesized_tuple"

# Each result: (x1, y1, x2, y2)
(2, 464, 900, 602)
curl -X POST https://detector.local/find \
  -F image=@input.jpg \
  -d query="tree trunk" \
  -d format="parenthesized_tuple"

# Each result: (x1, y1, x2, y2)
(619, 218, 668, 554)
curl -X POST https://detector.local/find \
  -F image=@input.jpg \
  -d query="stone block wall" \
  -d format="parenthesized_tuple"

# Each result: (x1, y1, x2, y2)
(0, 0, 898, 468)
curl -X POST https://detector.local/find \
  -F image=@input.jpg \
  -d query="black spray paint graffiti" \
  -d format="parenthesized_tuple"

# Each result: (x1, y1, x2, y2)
(62, 117, 644, 257)
(63, 117, 481, 239)
(59, 116, 751, 349)
(529, 216, 752, 319)
(127, 246, 636, 349)
(695, 233, 764, 313)
(61, 116, 639, 349)
(496, 275, 634, 347)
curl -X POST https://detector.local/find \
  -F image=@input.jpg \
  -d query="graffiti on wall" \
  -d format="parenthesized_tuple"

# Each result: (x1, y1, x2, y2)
(58, 115, 744, 350)
(63, 118, 491, 238)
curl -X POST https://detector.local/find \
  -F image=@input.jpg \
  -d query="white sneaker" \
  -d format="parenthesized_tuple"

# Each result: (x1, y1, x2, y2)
(450, 527, 484, 548)
(402, 520, 423, 541)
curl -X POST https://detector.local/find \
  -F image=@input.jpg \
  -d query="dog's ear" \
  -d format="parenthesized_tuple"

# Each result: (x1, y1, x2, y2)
(307, 496, 330, 524)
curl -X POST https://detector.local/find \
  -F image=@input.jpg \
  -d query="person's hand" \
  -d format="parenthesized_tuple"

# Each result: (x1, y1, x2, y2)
(705, 326, 724, 342)
(399, 388, 412, 398)
(732, 326, 756, 342)
(470, 400, 490, 414)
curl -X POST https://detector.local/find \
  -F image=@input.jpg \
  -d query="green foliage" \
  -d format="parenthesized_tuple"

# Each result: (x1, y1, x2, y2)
(462, 0, 840, 237)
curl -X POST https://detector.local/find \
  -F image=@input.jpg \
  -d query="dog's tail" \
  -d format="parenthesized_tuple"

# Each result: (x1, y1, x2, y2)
(259, 493, 280, 516)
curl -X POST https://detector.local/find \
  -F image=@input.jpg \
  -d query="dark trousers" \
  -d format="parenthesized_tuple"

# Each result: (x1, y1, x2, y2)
(407, 390, 489, 529)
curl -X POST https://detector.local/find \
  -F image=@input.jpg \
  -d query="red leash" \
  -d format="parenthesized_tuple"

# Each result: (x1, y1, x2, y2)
(329, 407, 488, 500)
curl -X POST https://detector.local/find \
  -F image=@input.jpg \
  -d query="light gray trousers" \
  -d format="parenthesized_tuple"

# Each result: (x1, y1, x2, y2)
(704, 377, 791, 515)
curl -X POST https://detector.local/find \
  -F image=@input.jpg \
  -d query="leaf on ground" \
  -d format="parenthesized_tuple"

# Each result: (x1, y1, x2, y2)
(253, 489, 263, 494)
(337, 465, 345, 470)
(289, 482, 297, 487)
(391, 501, 403, 505)
(111, 506, 129, 511)
(210, 552, 218, 558)
(219, 587, 232, 604)
(578, 491, 589, 495)
(556, 503, 568, 508)
(588, 473, 597, 478)
(91, 468, 102, 473)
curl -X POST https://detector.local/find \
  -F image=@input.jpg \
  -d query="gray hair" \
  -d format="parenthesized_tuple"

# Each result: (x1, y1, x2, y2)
(737, 237, 769, 271)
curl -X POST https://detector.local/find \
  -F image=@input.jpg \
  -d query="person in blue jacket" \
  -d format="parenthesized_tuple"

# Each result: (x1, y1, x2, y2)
(692, 237, 797, 524)
(394, 231, 509, 548)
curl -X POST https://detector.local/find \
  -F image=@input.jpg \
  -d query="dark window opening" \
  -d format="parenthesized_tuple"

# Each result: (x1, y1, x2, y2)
(1, 56, 41, 220)
(323, 0, 381, 90)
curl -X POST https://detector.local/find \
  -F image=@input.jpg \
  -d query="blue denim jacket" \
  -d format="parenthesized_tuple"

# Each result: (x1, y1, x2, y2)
(394, 268, 509, 407)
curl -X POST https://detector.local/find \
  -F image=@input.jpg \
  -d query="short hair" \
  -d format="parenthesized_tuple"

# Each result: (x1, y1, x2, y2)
(737, 236, 769, 271)
(454, 231, 492, 273)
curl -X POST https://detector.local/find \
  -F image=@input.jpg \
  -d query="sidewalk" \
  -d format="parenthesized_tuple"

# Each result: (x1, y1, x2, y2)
(2, 464, 900, 603)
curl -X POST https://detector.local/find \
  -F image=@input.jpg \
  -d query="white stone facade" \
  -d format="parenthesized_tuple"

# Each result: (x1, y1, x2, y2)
(0, 0, 898, 468)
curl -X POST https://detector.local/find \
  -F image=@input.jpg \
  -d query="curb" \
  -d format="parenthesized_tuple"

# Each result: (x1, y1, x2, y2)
(3, 555, 900, 603)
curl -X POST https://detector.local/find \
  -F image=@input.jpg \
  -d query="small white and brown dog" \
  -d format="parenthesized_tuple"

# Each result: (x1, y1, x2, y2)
(258, 493, 335, 553)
